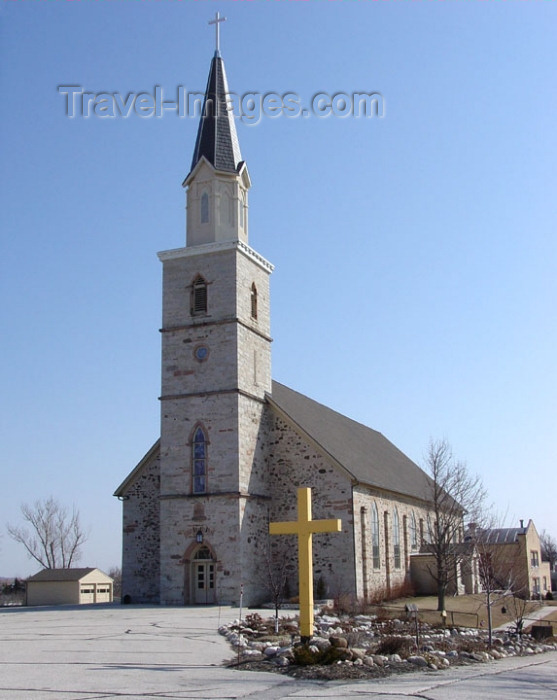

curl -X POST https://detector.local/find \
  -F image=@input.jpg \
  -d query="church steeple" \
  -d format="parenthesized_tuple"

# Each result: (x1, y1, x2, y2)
(183, 35, 250, 248)
(188, 52, 243, 175)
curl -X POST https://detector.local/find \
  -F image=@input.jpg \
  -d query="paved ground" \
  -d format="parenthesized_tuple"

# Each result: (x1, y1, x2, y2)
(0, 604, 556, 699)
(494, 605, 556, 632)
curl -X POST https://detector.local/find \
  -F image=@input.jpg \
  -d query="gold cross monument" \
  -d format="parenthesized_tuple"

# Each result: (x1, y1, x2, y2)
(269, 487, 342, 640)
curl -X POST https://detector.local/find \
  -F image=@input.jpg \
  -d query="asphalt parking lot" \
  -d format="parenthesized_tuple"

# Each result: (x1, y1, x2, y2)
(0, 604, 556, 699)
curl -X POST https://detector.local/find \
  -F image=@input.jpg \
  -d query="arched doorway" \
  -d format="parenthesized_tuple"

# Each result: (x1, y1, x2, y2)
(191, 546, 216, 604)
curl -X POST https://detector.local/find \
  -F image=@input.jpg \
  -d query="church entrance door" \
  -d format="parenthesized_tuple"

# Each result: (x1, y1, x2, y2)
(192, 546, 216, 604)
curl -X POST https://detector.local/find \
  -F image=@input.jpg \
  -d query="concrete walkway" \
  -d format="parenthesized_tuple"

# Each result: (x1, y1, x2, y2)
(0, 604, 555, 699)
(494, 605, 556, 632)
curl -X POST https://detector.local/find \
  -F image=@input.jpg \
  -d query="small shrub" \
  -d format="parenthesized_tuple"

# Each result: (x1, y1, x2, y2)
(333, 592, 358, 615)
(244, 613, 263, 629)
(292, 645, 320, 666)
(388, 579, 416, 601)
(292, 644, 345, 666)
(375, 636, 411, 656)
(545, 591, 554, 601)
(457, 638, 488, 653)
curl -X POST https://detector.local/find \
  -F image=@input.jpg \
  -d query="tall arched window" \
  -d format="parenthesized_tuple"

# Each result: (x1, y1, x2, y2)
(393, 507, 401, 569)
(424, 515, 433, 544)
(200, 192, 209, 224)
(192, 425, 208, 494)
(250, 283, 258, 320)
(191, 275, 208, 316)
(410, 511, 418, 551)
(371, 502, 380, 569)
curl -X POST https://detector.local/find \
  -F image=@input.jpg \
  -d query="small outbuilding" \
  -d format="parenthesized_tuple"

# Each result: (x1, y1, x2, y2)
(26, 568, 113, 606)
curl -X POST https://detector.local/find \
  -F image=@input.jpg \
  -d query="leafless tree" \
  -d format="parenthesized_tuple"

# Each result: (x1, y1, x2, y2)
(424, 439, 487, 612)
(471, 515, 530, 646)
(257, 537, 292, 633)
(475, 544, 512, 646)
(108, 566, 122, 599)
(7, 497, 88, 569)
(540, 530, 557, 571)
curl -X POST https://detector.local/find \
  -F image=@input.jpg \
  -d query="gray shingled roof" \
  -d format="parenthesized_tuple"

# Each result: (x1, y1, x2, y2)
(479, 528, 524, 545)
(268, 381, 434, 503)
(27, 568, 98, 582)
(189, 52, 242, 175)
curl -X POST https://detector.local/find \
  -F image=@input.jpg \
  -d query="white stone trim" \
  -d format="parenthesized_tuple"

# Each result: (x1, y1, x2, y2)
(158, 240, 274, 273)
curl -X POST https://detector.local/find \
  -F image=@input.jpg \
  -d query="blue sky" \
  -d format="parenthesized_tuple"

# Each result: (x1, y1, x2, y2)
(1, 1, 556, 578)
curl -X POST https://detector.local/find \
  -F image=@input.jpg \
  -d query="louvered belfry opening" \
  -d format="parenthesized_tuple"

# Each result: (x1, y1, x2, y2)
(192, 276, 208, 315)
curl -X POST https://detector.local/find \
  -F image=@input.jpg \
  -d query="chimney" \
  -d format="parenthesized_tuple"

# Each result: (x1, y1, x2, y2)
(520, 519, 524, 529)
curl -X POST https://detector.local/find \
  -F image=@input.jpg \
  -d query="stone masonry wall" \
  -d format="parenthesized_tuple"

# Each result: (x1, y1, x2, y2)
(352, 487, 432, 600)
(267, 414, 356, 599)
(121, 448, 161, 604)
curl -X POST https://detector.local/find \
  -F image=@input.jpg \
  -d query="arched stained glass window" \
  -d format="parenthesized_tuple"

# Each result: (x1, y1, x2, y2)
(371, 502, 380, 569)
(192, 426, 207, 494)
(393, 508, 401, 569)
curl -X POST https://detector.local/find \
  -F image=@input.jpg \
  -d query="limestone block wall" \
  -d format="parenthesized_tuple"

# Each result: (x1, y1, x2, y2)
(238, 394, 270, 496)
(159, 495, 238, 604)
(238, 494, 274, 605)
(352, 487, 431, 600)
(160, 394, 240, 496)
(267, 414, 356, 599)
(121, 449, 161, 604)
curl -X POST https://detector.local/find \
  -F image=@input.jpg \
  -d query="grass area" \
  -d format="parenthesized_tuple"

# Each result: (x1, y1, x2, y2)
(376, 595, 551, 631)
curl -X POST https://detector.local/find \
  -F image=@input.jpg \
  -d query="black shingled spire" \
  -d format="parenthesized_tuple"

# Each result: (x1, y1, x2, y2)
(189, 52, 242, 175)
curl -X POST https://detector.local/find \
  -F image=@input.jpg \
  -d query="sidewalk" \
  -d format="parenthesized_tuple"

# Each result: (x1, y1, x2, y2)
(494, 605, 555, 632)
(0, 604, 555, 699)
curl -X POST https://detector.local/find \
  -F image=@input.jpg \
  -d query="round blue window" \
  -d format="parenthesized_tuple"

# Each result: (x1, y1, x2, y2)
(194, 345, 209, 362)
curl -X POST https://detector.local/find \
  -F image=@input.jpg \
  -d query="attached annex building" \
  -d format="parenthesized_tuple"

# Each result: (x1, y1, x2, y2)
(115, 47, 445, 607)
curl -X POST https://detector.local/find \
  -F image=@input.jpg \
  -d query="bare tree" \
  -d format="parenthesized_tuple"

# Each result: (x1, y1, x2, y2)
(540, 530, 557, 571)
(7, 497, 88, 569)
(424, 439, 487, 612)
(257, 537, 292, 633)
(470, 516, 531, 646)
(108, 566, 122, 599)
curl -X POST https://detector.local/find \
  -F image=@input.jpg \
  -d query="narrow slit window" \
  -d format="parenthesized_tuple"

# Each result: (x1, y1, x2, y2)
(250, 283, 258, 320)
(191, 276, 208, 315)
(192, 426, 207, 494)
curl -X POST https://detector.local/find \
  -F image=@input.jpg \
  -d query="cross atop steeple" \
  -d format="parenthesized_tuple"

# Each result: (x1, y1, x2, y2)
(208, 11, 226, 55)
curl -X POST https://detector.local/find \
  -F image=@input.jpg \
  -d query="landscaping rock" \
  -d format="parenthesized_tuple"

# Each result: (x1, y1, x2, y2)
(264, 646, 280, 657)
(330, 635, 348, 648)
(408, 655, 428, 667)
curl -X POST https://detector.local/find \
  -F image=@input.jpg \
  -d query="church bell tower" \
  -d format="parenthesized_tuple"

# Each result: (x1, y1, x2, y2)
(157, 25, 274, 605)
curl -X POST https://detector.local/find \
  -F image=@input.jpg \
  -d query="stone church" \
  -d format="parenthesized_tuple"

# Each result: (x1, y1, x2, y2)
(114, 46, 439, 607)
